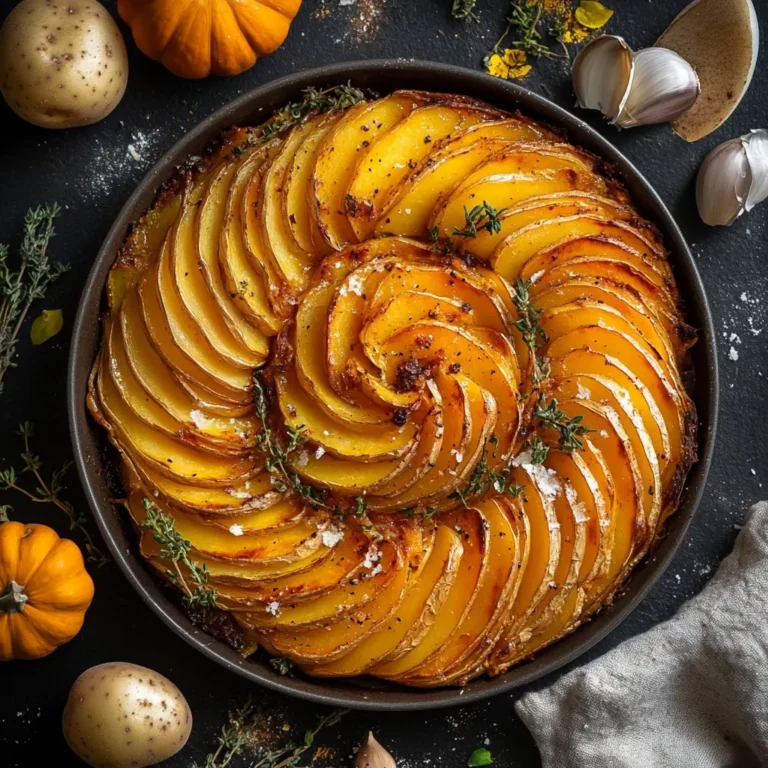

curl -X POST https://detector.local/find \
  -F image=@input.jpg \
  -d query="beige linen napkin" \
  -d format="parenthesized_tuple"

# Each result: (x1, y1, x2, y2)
(515, 501, 768, 768)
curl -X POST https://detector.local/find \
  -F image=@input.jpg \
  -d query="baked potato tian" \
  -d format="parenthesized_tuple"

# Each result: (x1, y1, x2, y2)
(89, 88, 697, 687)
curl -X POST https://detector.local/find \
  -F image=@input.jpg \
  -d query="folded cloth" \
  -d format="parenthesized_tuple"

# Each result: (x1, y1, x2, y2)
(515, 501, 768, 768)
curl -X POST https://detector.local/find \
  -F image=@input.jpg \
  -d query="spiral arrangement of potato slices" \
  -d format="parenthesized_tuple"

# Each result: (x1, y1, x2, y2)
(89, 90, 697, 686)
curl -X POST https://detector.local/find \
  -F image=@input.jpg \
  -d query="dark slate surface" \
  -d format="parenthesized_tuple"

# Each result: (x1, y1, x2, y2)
(1, 1, 766, 766)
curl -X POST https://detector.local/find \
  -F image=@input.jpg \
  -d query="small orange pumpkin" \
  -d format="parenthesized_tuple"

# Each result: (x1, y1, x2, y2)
(0, 522, 95, 661)
(117, 0, 303, 79)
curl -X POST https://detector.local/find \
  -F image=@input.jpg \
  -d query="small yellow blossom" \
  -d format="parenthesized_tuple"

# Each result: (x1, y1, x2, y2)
(486, 48, 532, 80)
(574, 0, 614, 30)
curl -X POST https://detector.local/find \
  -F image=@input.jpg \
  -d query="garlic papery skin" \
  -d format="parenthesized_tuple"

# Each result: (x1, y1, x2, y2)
(696, 130, 768, 226)
(614, 48, 700, 128)
(572, 35, 634, 122)
(356, 732, 397, 768)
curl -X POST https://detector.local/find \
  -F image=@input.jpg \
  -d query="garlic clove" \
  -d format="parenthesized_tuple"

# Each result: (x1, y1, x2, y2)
(356, 732, 397, 768)
(744, 129, 768, 212)
(657, 0, 759, 142)
(572, 35, 634, 122)
(614, 47, 700, 128)
(695, 130, 768, 226)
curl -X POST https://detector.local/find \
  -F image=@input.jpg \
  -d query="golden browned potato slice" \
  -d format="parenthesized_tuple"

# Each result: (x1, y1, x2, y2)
(304, 524, 463, 676)
(257, 521, 423, 663)
(96, 353, 258, 486)
(127, 487, 324, 564)
(493, 213, 670, 288)
(312, 94, 418, 249)
(346, 104, 495, 240)
(171, 180, 267, 367)
(398, 497, 519, 686)
(119, 290, 253, 450)
(376, 119, 553, 236)
(283, 113, 342, 254)
(198, 154, 283, 341)
(371, 508, 487, 678)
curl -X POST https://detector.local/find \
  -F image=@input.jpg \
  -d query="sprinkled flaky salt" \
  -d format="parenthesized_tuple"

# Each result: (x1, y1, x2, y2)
(321, 527, 345, 548)
(362, 547, 380, 569)
(229, 524, 244, 537)
(600, 429, 609, 438)
(295, 450, 309, 467)
(565, 483, 590, 523)
(190, 409, 213, 428)
(450, 448, 463, 464)
(315, 446, 326, 460)
(266, 601, 281, 616)
(729, 346, 739, 362)
(370, 563, 383, 577)
(512, 449, 561, 500)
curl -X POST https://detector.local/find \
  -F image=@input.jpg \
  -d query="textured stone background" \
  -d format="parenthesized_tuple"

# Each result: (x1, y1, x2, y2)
(1, 0, 766, 765)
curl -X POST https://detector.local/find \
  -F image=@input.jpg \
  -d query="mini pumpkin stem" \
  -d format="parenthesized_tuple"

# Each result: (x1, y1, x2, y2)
(0, 581, 28, 614)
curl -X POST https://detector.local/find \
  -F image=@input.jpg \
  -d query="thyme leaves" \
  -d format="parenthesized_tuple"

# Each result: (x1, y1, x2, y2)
(140, 499, 218, 608)
(453, 201, 507, 238)
(0, 422, 108, 566)
(0, 204, 68, 396)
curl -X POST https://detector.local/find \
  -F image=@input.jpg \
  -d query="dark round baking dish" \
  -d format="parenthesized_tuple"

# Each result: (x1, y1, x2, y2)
(67, 59, 718, 711)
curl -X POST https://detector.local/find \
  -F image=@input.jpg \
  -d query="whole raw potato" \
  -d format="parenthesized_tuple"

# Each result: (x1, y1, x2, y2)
(0, 0, 128, 128)
(62, 662, 192, 768)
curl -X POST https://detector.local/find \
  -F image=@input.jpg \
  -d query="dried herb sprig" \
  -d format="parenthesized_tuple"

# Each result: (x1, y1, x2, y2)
(140, 499, 218, 608)
(453, 201, 507, 238)
(511, 278, 550, 387)
(452, 0, 479, 21)
(0, 204, 68, 395)
(251, 709, 348, 768)
(0, 422, 108, 565)
(193, 700, 257, 768)
(253, 376, 331, 510)
(534, 398, 593, 453)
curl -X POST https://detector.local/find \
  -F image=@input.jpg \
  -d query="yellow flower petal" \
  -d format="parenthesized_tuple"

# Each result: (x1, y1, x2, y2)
(575, 1, 614, 30)
(502, 48, 528, 68)
(30, 309, 63, 346)
(486, 53, 511, 79)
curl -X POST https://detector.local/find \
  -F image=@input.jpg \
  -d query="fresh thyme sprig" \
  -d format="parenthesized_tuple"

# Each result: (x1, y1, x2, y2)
(0, 204, 68, 395)
(233, 84, 367, 158)
(511, 278, 550, 387)
(403, 505, 440, 519)
(452, 0, 479, 21)
(526, 435, 550, 465)
(453, 202, 507, 238)
(140, 499, 218, 608)
(269, 657, 294, 676)
(534, 398, 594, 453)
(451, 434, 525, 507)
(253, 376, 331, 510)
(0, 422, 108, 565)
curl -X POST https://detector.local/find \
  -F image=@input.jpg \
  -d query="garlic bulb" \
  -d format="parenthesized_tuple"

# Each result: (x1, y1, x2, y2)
(615, 48, 700, 128)
(696, 129, 768, 226)
(571, 35, 633, 122)
(356, 732, 397, 768)
(572, 35, 700, 129)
